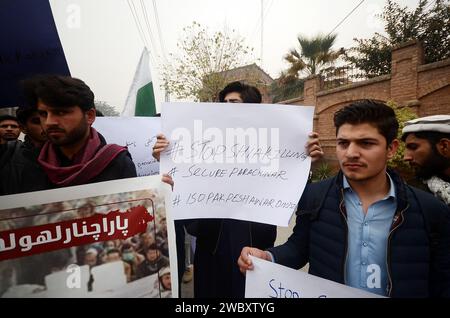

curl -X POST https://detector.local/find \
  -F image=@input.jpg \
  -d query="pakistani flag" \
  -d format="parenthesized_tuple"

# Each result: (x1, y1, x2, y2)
(121, 48, 156, 116)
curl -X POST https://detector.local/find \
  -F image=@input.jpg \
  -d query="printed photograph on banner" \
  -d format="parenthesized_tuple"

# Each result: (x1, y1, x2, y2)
(0, 177, 176, 298)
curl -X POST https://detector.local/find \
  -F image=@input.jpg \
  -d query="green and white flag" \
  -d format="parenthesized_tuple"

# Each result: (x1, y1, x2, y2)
(121, 48, 156, 116)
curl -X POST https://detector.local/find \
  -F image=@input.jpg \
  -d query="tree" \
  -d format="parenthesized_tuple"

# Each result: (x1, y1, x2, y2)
(271, 33, 344, 101)
(94, 101, 119, 116)
(162, 22, 256, 102)
(346, 0, 450, 78)
(311, 162, 334, 182)
(284, 33, 344, 78)
(387, 100, 417, 173)
(270, 73, 304, 103)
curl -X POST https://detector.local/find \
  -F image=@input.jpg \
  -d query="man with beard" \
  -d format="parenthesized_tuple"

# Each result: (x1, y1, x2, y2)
(0, 76, 138, 296)
(16, 106, 48, 148)
(238, 100, 450, 297)
(1, 75, 136, 194)
(0, 107, 48, 195)
(402, 115, 450, 206)
(0, 115, 20, 144)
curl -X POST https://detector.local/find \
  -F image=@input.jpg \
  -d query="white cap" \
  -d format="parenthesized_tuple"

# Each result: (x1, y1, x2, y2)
(402, 115, 450, 136)
(159, 266, 170, 276)
(86, 247, 98, 256)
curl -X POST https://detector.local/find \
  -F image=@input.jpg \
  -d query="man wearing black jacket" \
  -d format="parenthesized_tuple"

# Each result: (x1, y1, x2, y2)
(239, 100, 450, 297)
(0, 75, 136, 195)
(154, 81, 323, 298)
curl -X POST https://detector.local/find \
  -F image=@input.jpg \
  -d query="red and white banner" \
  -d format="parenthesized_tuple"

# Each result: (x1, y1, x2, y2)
(0, 206, 153, 261)
(0, 176, 176, 298)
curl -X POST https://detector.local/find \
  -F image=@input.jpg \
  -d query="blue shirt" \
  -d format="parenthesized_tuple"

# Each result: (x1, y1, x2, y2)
(344, 174, 396, 296)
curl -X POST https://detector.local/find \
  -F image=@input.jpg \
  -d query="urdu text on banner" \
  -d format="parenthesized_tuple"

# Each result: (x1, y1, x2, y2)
(0, 176, 177, 298)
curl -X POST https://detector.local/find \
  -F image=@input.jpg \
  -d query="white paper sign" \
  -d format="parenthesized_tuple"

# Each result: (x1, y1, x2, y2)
(246, 256, 385, 298)
(160, 102, 314, 226)
(93, 117, 160, 177)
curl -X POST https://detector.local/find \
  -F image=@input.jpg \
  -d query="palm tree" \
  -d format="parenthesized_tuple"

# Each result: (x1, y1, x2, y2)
(284, 34, 344, 78)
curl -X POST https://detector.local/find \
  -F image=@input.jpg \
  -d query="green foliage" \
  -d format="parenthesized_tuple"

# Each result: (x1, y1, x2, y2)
(344, 37, 392, 78)
(386, 100, 417, 171)
(284, 33, 345, 78)
(270, 74, 304, 103)
(94, 101, 119, 116)
(320, 65, 357, 89)
(311, 162, 334, 182)
(272, 33, 344, 102)
(346, 0, 450, 77)
(162, 22, 255, 102)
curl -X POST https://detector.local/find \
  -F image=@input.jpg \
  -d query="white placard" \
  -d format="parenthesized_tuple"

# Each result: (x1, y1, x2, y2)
(161, 102, 314, 226)
(93, 117, 160, 177)
(246, 256, 385, 298)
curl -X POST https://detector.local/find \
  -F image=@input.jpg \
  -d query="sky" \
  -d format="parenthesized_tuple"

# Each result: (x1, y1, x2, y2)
(49, 0, 421, 113)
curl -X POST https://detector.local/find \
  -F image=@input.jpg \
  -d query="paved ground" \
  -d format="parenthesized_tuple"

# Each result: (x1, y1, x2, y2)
(180, 274, 193, 298)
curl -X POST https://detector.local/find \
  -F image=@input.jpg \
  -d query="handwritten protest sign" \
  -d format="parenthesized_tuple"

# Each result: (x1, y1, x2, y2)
(160, 102, 314, 226)
(93, 117, 160, 177)
(246, 256, 384, 298)
(0, 176, 177, 298)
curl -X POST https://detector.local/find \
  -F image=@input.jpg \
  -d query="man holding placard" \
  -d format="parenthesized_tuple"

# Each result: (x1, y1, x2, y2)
(154, 81, 323, 298)
(239, 100, 450, 297)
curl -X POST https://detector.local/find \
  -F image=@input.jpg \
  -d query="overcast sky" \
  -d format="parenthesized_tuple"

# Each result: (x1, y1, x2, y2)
(49, 0, 420, 113)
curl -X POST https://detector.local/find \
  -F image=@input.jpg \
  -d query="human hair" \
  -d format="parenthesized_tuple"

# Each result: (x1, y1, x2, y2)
(121, 242, 134, 252)
(106, 248, 121, 256)
(218, 81, 262, 103)
(16, 107, 37, 125)
(0, 115, 19, 124)
(333, 100, 399, 145)
(145, 244, 159, 253)
(22, 75, 95, 111)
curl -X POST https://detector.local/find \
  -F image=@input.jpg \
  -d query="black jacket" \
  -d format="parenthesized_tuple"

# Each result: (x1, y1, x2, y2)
(187, 218, 276, 254)
(0, 133, 137, 195)
(0, 139, 46, 195)
(269, 170, 450, 298)
(186, 218, 276, 298)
